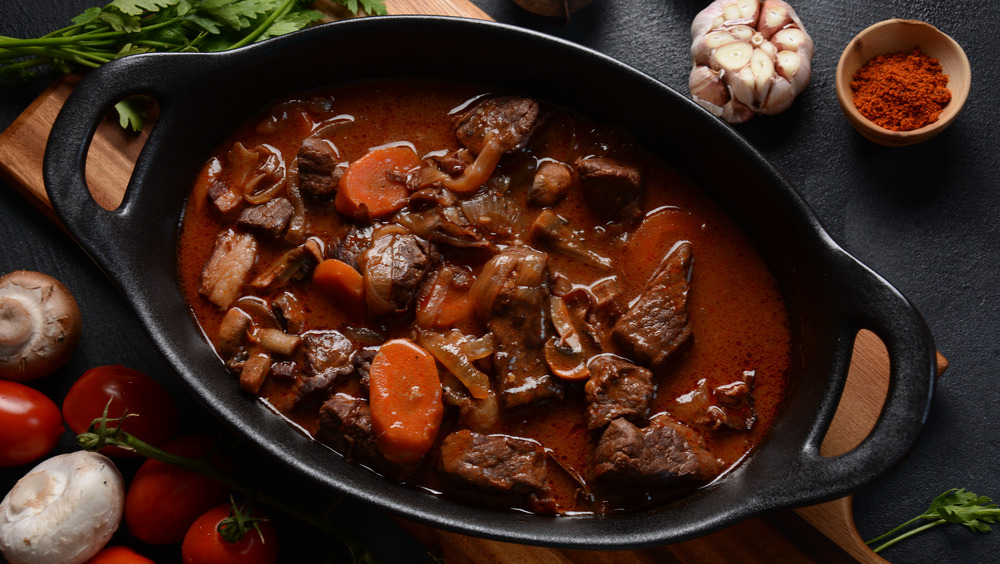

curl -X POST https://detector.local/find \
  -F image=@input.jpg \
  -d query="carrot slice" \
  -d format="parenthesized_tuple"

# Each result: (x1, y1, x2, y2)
(335, 145, 420, 219)
(369, 339, 444, 464)
(312, 258, 365, 320)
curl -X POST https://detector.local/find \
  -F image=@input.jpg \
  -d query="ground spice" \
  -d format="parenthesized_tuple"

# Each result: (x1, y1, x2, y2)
(851, 48, 951, 131)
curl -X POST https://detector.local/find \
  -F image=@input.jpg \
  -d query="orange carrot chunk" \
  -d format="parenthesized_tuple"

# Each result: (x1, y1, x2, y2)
(313, 258, 365, 319)
(369, 338, 444, 464)
(335, 145, 421, 220)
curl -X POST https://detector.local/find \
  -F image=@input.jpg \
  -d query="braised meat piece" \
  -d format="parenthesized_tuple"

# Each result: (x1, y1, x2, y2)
(292, 330, 356, 406)
(469, 247, 564, 409)
(198, 229, 257, 310)
(330, 225, 374, 271)
(590, 414, 720, 490)
(613, 241, 693, 368)
(360, 229, 434, 316)
(669, 373, 758, 431)
(315, 393, 380, 463)
(574, 156, 643, 222)
(584, 355, 654, 430)
(452, 96, 541, 155)
(237, 197, 294, 240)
(297, 138, 344, 199)
(207, 179, 242, 216)
(439, 429, 555, 513)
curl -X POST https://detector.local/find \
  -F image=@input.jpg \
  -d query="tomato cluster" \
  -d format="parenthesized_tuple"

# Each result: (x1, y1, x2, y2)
(0, 366, 279, 564)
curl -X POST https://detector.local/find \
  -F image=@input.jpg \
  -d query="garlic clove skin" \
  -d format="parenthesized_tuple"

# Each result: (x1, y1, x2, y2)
(688, 0, 813, 124)
(0, 452, 125, 564)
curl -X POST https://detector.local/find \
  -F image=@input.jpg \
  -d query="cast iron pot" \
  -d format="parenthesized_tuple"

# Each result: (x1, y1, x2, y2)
(43, 16, 936, 549)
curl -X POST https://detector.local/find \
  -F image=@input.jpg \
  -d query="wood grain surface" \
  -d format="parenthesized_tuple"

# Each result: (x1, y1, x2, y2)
(0, 1, 948, 562)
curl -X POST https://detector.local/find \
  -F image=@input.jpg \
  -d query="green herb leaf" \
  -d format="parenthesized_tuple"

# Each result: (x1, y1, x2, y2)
(111, 0, 179, 16)
(0, 0, 387, 117)
(114, 97, 147, 132)
(867, 488, 1000, 554)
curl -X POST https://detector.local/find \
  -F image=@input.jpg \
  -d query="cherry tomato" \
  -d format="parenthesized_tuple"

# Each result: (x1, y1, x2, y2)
(0, 380, 64, 467)
(62, 365, 178, 457)
(125, 435, 232, 545)
(182, 503, 279, 564)
(85, 545, 155, 564)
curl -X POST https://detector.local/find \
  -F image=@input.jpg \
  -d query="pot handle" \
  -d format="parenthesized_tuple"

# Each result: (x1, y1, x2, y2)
(774, 250, 936, 503)
(43, 52, 203, 254)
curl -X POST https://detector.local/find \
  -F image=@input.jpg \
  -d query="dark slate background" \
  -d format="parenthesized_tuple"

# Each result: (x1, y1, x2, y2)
(1, 1, 997, 562)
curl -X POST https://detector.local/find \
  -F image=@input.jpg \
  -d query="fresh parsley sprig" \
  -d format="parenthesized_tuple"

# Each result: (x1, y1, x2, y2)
(0, 0, 387, 129)
(866, 488, 1000, 554)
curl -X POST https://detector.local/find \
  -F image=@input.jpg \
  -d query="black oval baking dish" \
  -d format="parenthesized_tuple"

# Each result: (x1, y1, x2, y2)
(43, 16, 936, 549)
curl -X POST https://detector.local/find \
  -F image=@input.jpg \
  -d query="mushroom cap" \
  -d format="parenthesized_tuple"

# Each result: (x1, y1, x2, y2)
(0, 271, 82, 382)
(0, 451, 125, 564)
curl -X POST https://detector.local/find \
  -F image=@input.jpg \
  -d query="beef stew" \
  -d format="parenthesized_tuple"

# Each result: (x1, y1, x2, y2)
(178, 79, 792, 515)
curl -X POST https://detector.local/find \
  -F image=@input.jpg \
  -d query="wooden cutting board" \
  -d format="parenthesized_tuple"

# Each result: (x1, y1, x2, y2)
(0, 1, 948, 562)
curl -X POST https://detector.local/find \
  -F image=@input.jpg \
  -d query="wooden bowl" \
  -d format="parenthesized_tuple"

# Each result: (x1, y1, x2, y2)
(836, 19, 970, 147)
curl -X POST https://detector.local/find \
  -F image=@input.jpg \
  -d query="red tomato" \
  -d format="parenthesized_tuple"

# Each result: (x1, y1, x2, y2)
(85, 545, 155, 564)
(125, 435, 232, 545)
(182, 503, 279, 564)
(0, 380, 64, 467)
(62, 365, 178, 457)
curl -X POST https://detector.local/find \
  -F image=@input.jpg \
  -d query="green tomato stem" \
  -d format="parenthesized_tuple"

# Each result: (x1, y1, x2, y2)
(77, 425, 379, 564)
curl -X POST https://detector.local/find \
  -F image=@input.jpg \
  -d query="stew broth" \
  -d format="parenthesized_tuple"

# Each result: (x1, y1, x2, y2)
(178, 79, 791, 514)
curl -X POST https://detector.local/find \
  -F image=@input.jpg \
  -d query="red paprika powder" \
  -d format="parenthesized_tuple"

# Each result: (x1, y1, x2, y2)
(851, 48, 951, 131)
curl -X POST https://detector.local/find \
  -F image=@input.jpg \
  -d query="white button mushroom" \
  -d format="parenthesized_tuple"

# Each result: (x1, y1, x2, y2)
(689, 0, 814, 123)
(0, 451, 125, 564)
(0, 271, 82, 382)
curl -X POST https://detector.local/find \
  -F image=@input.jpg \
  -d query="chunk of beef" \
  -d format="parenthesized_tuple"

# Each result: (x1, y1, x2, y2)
(394, 207, 488, 250)
(198, 229, 257, 310)
(613, 241, 693, 368)
(237, 197, 294, 240)
(670, 373, 757, 431)
(528, 160, 575, 207)
(315, 393, 380, 463)
(469, 247, 564, 409)
(360, 230, 434, 316)
(297, 138, 345, 199)
(574, 156, 643, 222)
(452, 96, 541, 155)
(330, 225, 374, 271)
(439, 429, 555, 513)
(590, 414, 720, 489)
(293, 330, 356, 406)
(584, 355, 654, 430)
(207, 179, 242, 216)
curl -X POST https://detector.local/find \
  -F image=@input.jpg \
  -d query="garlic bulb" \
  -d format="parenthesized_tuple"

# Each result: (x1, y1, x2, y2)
(689, 0, 813, 123)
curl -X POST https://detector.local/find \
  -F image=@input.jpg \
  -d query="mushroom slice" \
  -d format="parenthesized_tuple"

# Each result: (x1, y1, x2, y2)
(0, 271, 82, 382)
(529, 209, 612, 269)
(250, 237, 324, 292)
(0, 451, 125, 564)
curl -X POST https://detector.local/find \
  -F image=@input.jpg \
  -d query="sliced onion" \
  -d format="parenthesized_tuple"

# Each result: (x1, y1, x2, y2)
(416, 329, 491, 399)
(441, 133, 504, 194)
(415, 268, 453, 328)
(460, 332, 496, 361)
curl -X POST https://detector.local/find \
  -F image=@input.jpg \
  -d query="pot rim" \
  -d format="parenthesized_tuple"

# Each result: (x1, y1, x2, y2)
(42, 15, 937, 549)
